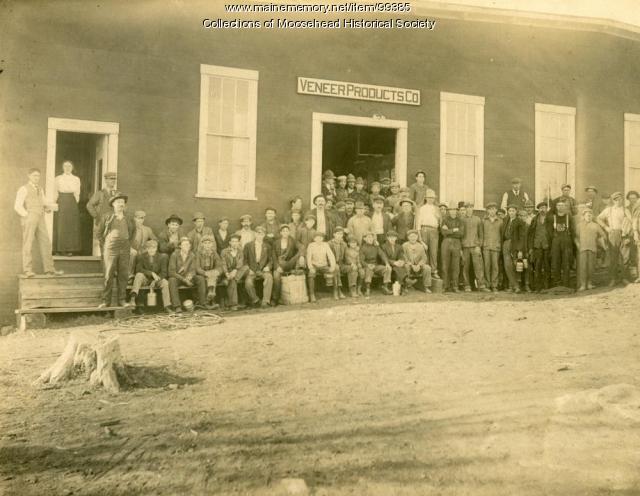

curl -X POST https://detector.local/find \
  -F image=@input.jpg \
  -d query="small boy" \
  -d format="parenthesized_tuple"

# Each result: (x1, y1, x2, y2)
(328, 226, 348, 299)
(296, 213, 317, 261)
(306, 231, 338, 302)
(343, 236, 365, 297)
(402, 229, 432, 293)
(576, 208, 606, 291)
(359, 231, 392, 297)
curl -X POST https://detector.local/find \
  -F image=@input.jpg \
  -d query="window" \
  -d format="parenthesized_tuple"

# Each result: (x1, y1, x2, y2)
(534, 103, 576, 203)
(197, 64, 258, 200)
(439, 92, 484, 207)
(624, 113, 640, 194)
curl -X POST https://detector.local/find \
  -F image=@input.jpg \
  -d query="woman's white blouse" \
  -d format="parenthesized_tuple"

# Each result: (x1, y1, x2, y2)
(55, 173, 81, 202)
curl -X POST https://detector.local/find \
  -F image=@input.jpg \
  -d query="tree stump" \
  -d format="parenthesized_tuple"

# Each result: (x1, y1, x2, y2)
(34, 335, 127, 393)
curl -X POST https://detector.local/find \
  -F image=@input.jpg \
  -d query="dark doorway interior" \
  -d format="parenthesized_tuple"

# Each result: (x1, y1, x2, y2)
(322, 124, 396, 184)
(54, 131, 104, 256)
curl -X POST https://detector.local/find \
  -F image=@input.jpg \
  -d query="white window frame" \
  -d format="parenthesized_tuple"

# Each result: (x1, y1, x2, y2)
(534, 103, 576, 202)
(197, 64, 259, 200)
(439, 92, 485, 208)
(624, 112, 640, 194)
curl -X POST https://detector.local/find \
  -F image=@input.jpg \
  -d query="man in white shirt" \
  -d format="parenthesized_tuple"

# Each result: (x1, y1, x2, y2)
(14, 168, 63, 277)
(597, 191, 633, 286)
(417, 189, 441, 278)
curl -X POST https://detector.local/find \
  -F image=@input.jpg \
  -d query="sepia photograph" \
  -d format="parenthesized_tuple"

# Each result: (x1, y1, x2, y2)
(1, 0, 639, 494)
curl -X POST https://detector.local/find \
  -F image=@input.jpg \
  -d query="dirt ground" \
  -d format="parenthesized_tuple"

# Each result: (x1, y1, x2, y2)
(1, 285, 640, 496)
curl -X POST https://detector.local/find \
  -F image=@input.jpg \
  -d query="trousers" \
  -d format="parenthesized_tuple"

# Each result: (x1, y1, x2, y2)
(340, 264, 364, 287)
(363, 264, 391, 284)
(441, 238, 461, 290)
(168, 276, 206, 308)
(483, 249, 500, 290)
(103, 242, 130, 304)
(462, 246, 486, 289)
(245, 270, 273, 304)
(420, 226, 440, 275)
(531, 248, 551, 290)
(502, 240, 519, 290)
(21, 212, 55, 273)
(131, 273, 171, 307)
(407, 264, 432, 289)
(577, 250, 596, 288)
(608, 230, 630, 282)
(550, 234, 573, 287)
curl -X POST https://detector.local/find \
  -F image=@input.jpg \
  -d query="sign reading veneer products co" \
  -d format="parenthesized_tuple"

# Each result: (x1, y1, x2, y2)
(297, 77, 420, 106)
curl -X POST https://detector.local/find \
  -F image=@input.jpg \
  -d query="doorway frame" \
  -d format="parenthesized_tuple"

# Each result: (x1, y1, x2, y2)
(46, 117, 120, 256)
(310, 112, 408, 202)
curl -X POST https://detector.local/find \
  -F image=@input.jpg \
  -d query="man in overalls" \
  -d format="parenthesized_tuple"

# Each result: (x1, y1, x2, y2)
(550, 199, 575, 288)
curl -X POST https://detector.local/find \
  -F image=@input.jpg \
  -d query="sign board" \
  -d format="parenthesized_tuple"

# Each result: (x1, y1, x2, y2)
(297, 77, 420, 106)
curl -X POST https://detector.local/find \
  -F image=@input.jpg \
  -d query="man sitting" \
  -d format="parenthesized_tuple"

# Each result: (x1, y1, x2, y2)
(359, 231, 392, 297)
(129, 239, 173, 313)
(220, 233, 248, 311)
(194, 234, 222, 309)
(306, 231, 338, 302)
(272, 224, 303, 305)
(380, 230, 407, 290)
(168, 237, 206, 313)
(243, 226, 274, 308)
(402, 229, 432, 293)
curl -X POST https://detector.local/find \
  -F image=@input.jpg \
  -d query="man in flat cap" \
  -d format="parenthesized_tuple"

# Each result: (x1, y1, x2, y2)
(187, 212, 215, 255)
(482, 202, 502, 292)
(549, 199, 576, 288)
(97, 193, 136, 308)
(14, 168, 64, 277)
(597, 191, 633, 286)
(87, 171, 119, 255)
(527, 201, 553, 291)
(236, 214, 256, 248)
(582, 186, 603, 217)
(346, 174, 357, 198)
(243, 226, 273, 308)
(129, 210, 157, 279)
(551, 184, 577, 216)
(500, 177, 530, 211)
(158, 214, 184, 255)
(440, 205, 465, 292)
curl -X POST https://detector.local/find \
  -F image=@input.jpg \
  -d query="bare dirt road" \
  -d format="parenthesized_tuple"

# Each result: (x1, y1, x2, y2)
(1, 286, 639, 496)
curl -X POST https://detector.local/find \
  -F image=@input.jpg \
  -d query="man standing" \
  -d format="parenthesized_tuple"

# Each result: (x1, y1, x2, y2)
(346, 201, 373, 245)
(501, 205, 523, 292)
(260, 207, 281, 246)
(370, 196, 392, 245)
(582, 186, 604, 217)
(392, 198, 415, 243)
(500, 177, 530, 211)
(417, 189, 441, 278)
(97, 193, 135, 308)
(409, 171, 429, 208)
(187, 212, 215, 255)
(461, 203, 487, 292)
(440, 206, 465, 293)
(87, 171, 119, 254)
(243, 226, 274, 308)
(597, 191, 633, 286)
(482, 202, 502, 293)
(308, 195, 335, 241)
(527, 202, 553, 291)
(552, 184, 578, 216)
(14, 168, 63, 277)
(550, 199, 576, 288)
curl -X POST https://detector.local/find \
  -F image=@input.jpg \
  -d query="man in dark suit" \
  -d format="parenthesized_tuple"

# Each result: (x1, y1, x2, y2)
(87, 171, 119, 254)
(380, 230, 407, 287)
(272, 224, 303, 305)
(527, 202, 553, 291)
(214, 217, 231, 254)
(370, 196, 393, 245)
(243, 226, 274, 308)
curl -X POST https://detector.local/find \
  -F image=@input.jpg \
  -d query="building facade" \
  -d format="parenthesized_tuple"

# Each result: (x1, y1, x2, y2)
(2, 0, 640, 323)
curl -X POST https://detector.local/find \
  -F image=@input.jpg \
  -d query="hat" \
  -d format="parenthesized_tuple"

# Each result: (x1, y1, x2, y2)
(145, 239, 158, 246)
(134, 210, 146, 218)
(179, 236, 190, 244)
(390, 182, 400, 188)
(347, 174, 356, 181)
(279, 224, 291, 232)
(582, 208, 594, 215)
(322, 170, 335, 180)
(524, 200, 535, 207)
(399, 199, 415, 207)
(304, 213, 316, 221)
(485, 202, 498, 209)
(165, 214, 183, 225)
(626, 190, 639, 199)
(345, 198, 355, 204)
(561, 183, 571, 190)
(386, 230, 399, 238)
(497, 208, 506, 214)
(439, 201, 448, 208)
(229, 233, 241, 241)
(337, 175, 347, 181)
(406, 229, 419, 237)
(334, 226, 345, 234)
(371, 195, 385, 204)
(313, 194, 325, 204)
(457, 201, 466, 209)
(355, 177, 365, 185)
(363, 231, 375, 238)
(201, 234, 215, 242)
(464, 202, 474, 208)
(347, 236, 359, 244)
(239, 214, 252, 222)
(425, 189, 437, 199)
(585, 185, 598, 193)
(380, 178, 391, 184)
(536, 201, 548, 209)
(611, 191, 623, 200)
(506, 204, 518, 211)
(511, 177, 522, 184)
(354, 201, 366, 209)
(218, 216, 229, 223)
(335, 201, 346, 208)
(104, 171, 117, 179)
(254, 226, 266, 234)
(192, 211, 205, 221)
(313, 231, 325, 239)
(108, 193, 128, 205)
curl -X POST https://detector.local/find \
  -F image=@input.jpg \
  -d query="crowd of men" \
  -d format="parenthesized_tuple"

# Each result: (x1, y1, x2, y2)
(15, 168, 640, 314)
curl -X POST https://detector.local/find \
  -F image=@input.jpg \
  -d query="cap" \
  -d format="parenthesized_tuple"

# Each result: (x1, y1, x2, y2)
(145, 239, 158, 246)
(322, 170, 335, 179)
(313, 194, 325, 204)
(464, 202, 474, 208)
(506, 204, 519, 211)
(104, 171, 117, 179)
(304, 213, 316, 221)
(371, 181, 381, 188)
(179, 236, 190, 244)
(218, 216, 229, 223)
(345, 198, 355, 204)
(626, 190, 639, 199)
(334, 226, 345, 234)
(399, 199, 415, 207)
(192, 211, 205, 221)
(354, 201, 366, 209)
(201, 234, 215, 242)
(335, 201, 346, 208)
(254, 226, 266, 234)
(239, 214, 252, 222)
(347, 174, 356, 181)
(497, 208, 506, 214)
(386, 230, 399, 238)
(229, 233, 241, 241)
(363, 230, 376, 238)
(585, 185, 598, 193)
(390, 182, 400, 188)
(457, 201, 466, 209)
(279, 224, 291, 232)
(355, 177, 365, 185)
(165, 214, 183, 225)
(561, 183, 571, 190)
(524, 200, 535, 207)
(611, 191, 623, 200)
(371, 195, 385, 204)
(399, 186, 410, 193)
(108, 193, 128, 205)
(582, 208, 594, 214)
(425, 189, 437, 199)
(312, 231, 325, 238)
(511, 177, 522, 184)
(380, 178, 391, 184)
(134, 210, 146, 218)
(536, 201, 548, 209)
(439, 201, 448, 208)
(485, 202, 497, 209)
(347, 235, 359, 244)
(337, 175, 347, 181)
(406, 229, 419, 237)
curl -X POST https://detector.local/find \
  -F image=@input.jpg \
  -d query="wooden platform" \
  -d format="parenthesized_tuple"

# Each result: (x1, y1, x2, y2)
(18, 273, 104, 310)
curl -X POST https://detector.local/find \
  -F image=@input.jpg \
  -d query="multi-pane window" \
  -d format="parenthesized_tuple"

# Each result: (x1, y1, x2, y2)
(197, 64, 258, 200)
(439, 92, 485, 207)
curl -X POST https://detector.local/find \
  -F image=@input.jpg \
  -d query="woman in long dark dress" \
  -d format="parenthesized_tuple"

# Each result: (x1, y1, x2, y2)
(54, 160, 81, 255)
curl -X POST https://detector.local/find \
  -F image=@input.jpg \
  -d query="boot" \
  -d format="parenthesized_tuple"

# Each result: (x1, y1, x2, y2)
(129, 293, 137, 307)
(349, 286, 358, 298)
(338, 287, 346, 299)
(364, 284, 371, 298)
(382, 283, 392, 295)
(308, 278, 316, 302)
(333, 284, 339, 300)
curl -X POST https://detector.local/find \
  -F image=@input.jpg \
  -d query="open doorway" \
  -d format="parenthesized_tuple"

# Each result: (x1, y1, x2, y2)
(310, 113, 407, 202)
(46, 118, 119, 258)
(322, 124, 396, 184)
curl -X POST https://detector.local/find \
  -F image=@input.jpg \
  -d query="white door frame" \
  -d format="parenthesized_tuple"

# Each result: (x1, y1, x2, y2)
(45, 117, 119, 249)
(310, 112, 408, 202)
(624, 113, 640, 194)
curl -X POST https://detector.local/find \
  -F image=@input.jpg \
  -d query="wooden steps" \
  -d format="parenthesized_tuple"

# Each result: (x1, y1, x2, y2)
(19, 273, 104, 310)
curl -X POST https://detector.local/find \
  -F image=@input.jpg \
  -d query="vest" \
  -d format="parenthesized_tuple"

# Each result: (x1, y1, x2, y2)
(506, 190, 527, 209)
(24, 184, 45, 214)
